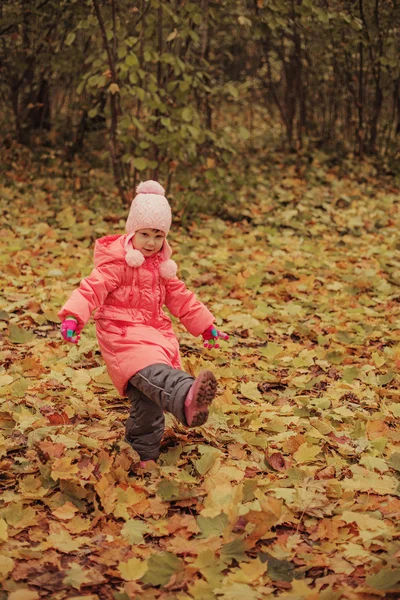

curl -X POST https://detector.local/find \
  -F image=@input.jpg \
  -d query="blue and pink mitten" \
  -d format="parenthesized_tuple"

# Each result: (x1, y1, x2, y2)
(61, 316, 81, 344)
(202, 324, 229, 349)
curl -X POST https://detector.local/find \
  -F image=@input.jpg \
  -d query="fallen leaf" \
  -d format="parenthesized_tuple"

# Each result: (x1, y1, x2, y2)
(265, 451, 287, 471)
(63, 563, 92, 589)
(52, 502, 78, 520)
(141, 552, 183, 586)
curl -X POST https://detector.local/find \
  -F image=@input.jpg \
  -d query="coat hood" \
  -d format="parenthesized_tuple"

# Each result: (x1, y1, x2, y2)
(93, 234, 177, 279)
(94, 235, 126, 268)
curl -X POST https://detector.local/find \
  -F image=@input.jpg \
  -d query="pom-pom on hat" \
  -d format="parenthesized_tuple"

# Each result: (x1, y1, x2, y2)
(124, 180, 177, 279)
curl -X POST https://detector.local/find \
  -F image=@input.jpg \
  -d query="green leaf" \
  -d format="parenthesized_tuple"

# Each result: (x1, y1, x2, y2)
(194, 446, 221, 475)
(159, 444, 182, 466)
(316, 7, 330, 23)
(134, 157, 148, 171)
(0, 310, 9, 321)
(239, 126, 250, 140)
(253, 304, 273, 320)
(9, 324, 34, 344)
(156, 479, 180, 501)
(88, 75, 99, 87)
(319, 589, 342, 600)
(129, 72, 138, 84)
(141, 552, 183, 587)
(238, 16, 252, 26)
(379, 371, 394, 386)
(246, 273, 264, 289)
(326, 350, 345, 365)
(197, 513, 229, 538)
(220, 539, 247, 564)
(388, 453, 400, 472)
(119, 115, 131, 130)
(366, 567, 400, 591)
(114, 592, 131, 600)
(335, 331, 354, 344)
(259, 552, 297, 582)
(167, 29, 178, 42)
(121, 519, 149, 545)
(260, 343, 284, 361)
(65, 32, 76, 46)
(118, 45, 127, 59)
(192, 14, 203, 25)
(181, 107, 192, 122)
(187, 125, 201, 139)
(12, 378, 30, 398)
(126, 53, 139, 68)
(342, 366, 360, 383)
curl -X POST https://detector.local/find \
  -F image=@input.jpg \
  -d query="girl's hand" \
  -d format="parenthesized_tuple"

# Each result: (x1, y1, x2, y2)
(61, 317, 81, 344)
(202, 325, 229, 349)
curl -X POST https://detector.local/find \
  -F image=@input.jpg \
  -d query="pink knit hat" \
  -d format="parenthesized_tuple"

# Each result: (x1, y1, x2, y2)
(124, 180, 177, 279)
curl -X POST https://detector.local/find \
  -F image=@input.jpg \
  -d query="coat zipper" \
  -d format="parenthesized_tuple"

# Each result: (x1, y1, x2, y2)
(151, 268, 157, 323)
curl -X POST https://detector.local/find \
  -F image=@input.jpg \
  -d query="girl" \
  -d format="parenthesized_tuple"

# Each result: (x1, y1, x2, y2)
(59, 180, 228, 467)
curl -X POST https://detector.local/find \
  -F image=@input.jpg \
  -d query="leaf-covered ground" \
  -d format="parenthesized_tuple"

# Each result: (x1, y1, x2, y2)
(0, 150, 400, 600)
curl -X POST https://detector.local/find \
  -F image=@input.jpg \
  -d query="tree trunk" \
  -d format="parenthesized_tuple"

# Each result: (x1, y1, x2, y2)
(92, 0, 125, 202)
(264, 38, 291, 143)
(10, 84, 23, 144)
(357, 44, 364, 155)
(293, 0, 305, 147)
(201, 0, 212, 131)
(27, 77, 52, 131)
(368, 0, 383, 154)
(152, 3, 163, 180)
(133, 0, 146, 191)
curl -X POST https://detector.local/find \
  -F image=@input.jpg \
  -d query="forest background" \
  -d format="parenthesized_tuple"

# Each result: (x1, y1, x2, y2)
(1, 0, 400, 202)
(1, 1, 400, 600)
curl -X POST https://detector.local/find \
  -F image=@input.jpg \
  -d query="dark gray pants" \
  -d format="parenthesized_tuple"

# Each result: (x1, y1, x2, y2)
(125, 363, 195, 461)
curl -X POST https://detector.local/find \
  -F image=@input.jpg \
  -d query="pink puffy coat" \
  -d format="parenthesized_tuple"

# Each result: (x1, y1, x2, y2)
(58, 234, 215, 395)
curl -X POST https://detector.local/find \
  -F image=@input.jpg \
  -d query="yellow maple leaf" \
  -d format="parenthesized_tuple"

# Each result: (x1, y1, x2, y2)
(51, 457, 79, 481)
(63, 563, 92, 589)
(64, 516, 92, 534)
(201, 480, 243, 521)
(342, 467, 398, 495)
(42, 524, 89, 553)
(114, 486, 148, 520)
(108, 82, 120, 94)
(8, 591, 40, 600)
(118, 557, 147, 581)
(229, 557, 267, 583)
(293, 442, 322, 463)
(52, 501, 78, 520)
(0, 518, 8, 542)
(341, 511, 390, 534)
(240, 381, 262, 402)
(0, 555, 14, 579)
(95, 474, 118, 514)
(0, 374, 14, 387)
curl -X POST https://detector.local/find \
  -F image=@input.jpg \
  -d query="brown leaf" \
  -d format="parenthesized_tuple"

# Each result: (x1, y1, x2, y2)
(37, 441, 66, 460)
(265, 452, 287, 472)
(52, 502, 78, 521)
(315, 466, 336, 480)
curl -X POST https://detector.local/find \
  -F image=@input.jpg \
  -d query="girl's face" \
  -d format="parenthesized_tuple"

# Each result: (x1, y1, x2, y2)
(132, 228, 165, 257)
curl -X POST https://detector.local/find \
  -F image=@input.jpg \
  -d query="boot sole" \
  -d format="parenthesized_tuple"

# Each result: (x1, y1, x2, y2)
(186, 370, 217, 427)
